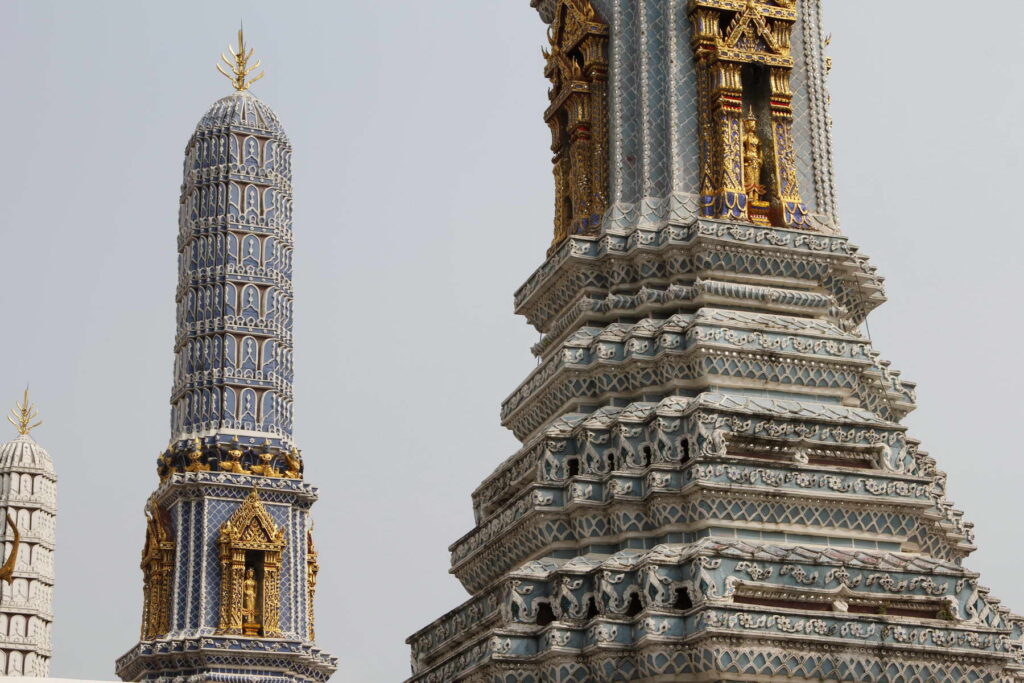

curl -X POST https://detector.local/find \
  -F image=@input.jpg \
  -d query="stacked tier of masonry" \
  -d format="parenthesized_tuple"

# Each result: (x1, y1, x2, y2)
(406, 1, 1024, 681)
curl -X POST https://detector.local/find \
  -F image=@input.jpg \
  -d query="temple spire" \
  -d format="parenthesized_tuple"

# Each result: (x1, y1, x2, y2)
(217, 26, 265, 92)
(7, 387, 41, 436)
(118, 34, 334, 682)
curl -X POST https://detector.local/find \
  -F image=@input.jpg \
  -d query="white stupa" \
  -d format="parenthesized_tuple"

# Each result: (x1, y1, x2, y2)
(0, 391, 56, 676)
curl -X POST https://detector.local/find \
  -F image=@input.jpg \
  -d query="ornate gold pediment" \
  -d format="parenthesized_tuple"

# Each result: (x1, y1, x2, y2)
(219, 489, 286, 551)
(724, 1, 784, 54)
(142, 506, 173, 566)
(549, 0, 598, 51)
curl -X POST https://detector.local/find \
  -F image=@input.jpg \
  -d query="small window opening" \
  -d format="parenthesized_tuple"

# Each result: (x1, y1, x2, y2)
(717, 11, 733, 36)
(673, 587, 693, 610)
(585, 597, 599, 620)
(641, 445, 652, 468)
(625, 592, 643, 618)
(567, 458, 580, 478)
(680, 438, 691, 462)
(536, 601, 556, 626)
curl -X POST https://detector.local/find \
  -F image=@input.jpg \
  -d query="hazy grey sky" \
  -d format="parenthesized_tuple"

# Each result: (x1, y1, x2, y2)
(1, 1, 1022, 681)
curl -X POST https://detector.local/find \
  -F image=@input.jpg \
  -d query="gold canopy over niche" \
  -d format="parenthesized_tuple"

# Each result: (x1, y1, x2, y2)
(691, 0, 808, 228)
(216, 490, 286, 638)
(544, 0, 609, 254)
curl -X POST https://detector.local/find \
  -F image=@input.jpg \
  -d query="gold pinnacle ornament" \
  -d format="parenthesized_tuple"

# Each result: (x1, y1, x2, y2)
(7, 387, 42, 436)
(217, 26, 265, 92)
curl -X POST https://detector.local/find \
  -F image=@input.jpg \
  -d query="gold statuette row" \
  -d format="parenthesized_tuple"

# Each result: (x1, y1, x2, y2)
(159, 437, 304, 482)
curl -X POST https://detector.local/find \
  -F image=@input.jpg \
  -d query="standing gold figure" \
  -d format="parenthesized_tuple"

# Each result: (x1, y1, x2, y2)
(242, 567, 259, 634)
(220, 437, 250, 474)
(742, 116, 766, 203)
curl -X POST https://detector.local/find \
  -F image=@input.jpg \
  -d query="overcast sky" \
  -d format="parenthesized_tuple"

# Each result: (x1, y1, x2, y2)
(1, 1, 1023, 681)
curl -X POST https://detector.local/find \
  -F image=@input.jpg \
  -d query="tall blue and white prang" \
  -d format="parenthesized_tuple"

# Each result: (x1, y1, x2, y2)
(117, 30, 336, 683)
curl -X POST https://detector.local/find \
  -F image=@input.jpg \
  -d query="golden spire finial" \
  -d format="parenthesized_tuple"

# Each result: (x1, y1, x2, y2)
(216, 25, 265, 92)
(7, 387, 42, 436)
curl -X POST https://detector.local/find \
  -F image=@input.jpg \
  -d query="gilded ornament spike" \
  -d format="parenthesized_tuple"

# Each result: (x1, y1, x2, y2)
(217, 26, 265, 92)
(7, 387, 42, 436)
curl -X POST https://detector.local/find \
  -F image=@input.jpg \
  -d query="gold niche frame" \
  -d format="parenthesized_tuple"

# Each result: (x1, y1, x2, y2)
(690, 0, 808, 229)
(543, 0, 610, 254)
(140, 503, 175, 640)
(215, 489, 286, 637)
